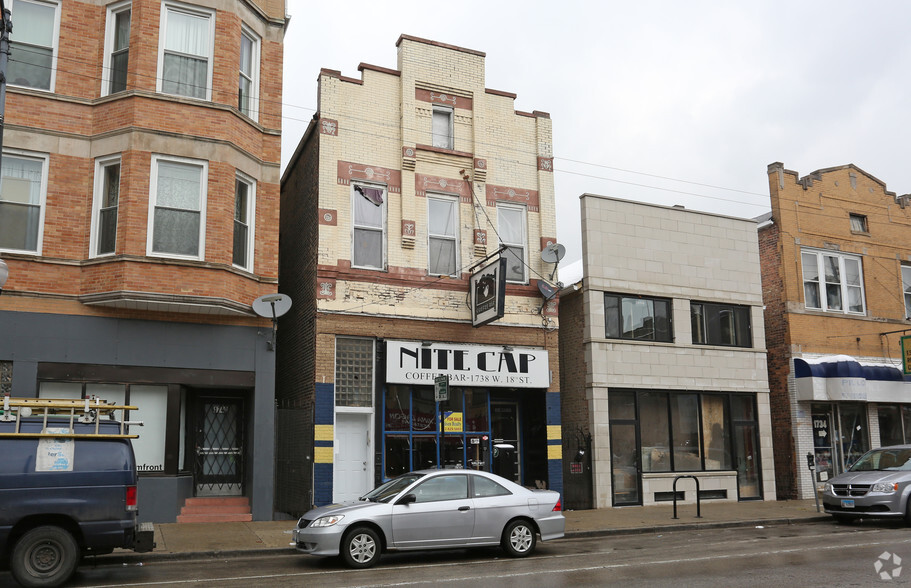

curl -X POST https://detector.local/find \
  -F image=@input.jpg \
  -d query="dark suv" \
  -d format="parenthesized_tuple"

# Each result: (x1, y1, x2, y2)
(0, 413, 154, 587)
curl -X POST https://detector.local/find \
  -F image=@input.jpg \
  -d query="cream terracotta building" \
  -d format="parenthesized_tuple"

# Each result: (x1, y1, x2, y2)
(278, 35, 562, 511)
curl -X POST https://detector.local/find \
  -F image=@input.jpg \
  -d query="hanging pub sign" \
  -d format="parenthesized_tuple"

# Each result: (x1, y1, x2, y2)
(469, 257, 507, 327)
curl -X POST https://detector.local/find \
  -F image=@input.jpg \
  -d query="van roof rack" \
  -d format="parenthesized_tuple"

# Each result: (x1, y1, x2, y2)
(0, 397, 142, 438)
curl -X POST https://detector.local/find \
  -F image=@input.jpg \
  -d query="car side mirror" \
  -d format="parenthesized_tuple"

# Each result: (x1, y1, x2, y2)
(397, 493, 416, 506)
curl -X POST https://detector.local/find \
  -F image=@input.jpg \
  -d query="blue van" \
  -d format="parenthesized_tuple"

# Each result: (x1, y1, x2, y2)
(0, 411, 154, 587)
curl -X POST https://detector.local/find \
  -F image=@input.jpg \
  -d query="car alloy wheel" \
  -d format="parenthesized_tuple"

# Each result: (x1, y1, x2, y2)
(502, 519, 536, 557)
(342, 526, 380, 568)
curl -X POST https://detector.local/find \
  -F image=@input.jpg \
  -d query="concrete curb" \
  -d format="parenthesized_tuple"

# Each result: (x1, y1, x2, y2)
(96, 515, 832, 565)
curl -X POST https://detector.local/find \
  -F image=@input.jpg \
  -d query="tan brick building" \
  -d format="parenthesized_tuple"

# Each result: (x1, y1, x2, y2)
(0, 0, 287, 522)
(760, 162, 911, 500)
(278, 35, 562, 511)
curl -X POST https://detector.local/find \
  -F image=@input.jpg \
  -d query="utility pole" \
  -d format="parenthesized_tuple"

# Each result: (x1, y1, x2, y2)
(0, 0, 10, 169)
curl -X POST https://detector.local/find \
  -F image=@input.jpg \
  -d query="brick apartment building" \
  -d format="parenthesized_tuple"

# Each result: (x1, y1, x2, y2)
(278, 35, 562, 512)
(0, 0, 286, 522)
(760, 162, 911, 500)
(559, 195, 776, 510)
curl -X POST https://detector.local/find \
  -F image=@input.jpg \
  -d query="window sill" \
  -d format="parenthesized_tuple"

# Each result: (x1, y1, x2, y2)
(415, 144, 473, 159)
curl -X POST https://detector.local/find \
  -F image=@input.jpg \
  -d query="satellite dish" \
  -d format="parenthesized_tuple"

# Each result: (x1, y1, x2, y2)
(252, 294, 292, 352)
(538, 281, 557, 300)
(253, 293, 292, 319)
(540, 243, 566, 264)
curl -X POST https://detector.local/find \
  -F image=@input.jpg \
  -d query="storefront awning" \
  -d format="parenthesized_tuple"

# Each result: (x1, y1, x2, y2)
(794, 355, 911, 403)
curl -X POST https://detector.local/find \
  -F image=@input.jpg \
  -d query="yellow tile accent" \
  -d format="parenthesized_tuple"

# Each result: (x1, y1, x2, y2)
(314, 424, 334, 442)
(547, 425, 562, 440)
(547, 444, 562, 460)
(314, 446, 334, 463)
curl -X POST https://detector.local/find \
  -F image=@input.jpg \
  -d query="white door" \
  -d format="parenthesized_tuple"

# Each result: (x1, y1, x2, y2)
(334, 413, 372, 502)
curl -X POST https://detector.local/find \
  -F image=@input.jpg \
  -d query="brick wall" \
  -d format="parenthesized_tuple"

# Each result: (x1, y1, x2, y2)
(1, 0, 284, 326)
(758, 220, 796, 498)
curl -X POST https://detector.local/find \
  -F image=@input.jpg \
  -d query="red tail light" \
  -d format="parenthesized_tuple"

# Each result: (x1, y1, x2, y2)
(552, 497, 562, 512)
(126, 485, 138, 511)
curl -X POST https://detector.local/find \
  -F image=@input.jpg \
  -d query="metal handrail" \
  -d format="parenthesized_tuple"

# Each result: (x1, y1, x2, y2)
(672, 475, 702, 519)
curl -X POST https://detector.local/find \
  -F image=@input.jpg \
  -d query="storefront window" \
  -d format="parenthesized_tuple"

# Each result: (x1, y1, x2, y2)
(878, 405, 911, 446)
(670, 394, 701, 470)
(413, 435, 438, 470)
(465, 389, 489, 431)
(382, 387, 494, 479)
(39, 382, 169, 474)
(640, 392, 671, 472)
(702, 395, 731, 470)
(385, 435, 410, 477)
(839, 403, 868, 470)
(385, 386, 410, 431)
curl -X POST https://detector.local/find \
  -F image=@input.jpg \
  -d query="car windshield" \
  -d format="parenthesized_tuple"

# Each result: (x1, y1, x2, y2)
(361, 473, 424, 503)
(849, 448, 911, 472)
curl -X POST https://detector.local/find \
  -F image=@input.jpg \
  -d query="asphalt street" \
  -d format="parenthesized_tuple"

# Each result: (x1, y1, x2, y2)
(18, 519, 911, 588)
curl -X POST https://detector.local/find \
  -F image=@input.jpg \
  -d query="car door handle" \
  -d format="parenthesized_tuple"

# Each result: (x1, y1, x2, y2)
(458, 506, 471, 511)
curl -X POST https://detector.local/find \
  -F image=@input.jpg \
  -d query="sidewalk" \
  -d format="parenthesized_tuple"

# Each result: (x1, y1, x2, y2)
(108, 499, 829, 562)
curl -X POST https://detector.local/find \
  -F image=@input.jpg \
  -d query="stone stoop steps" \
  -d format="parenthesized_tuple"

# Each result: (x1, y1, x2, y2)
(176, 497, 252, 523)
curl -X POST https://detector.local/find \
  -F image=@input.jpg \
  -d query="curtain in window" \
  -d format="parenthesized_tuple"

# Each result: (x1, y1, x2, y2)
(802, 252, 821, 308)
(429, 198, 457, 275)
(0, 156, 42, 250)
(844, 258, 863, 313)
(162, 9, 209, 99)
(355, 185, 384, 207)
(432, 109, 452, 149)
(823, 255, 843, 310)
(153, 161, 201, 256)
(8, 0, 55, 89)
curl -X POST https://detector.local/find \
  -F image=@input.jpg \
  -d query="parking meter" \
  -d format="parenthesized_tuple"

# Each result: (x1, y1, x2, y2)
(807, 452, 820, 512)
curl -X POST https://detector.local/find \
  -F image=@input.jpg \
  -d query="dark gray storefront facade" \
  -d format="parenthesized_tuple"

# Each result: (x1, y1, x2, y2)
(0, 310, 276, 523)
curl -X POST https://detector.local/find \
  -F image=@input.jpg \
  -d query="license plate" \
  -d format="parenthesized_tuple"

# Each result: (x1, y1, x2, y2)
(841, 499, 855, 509)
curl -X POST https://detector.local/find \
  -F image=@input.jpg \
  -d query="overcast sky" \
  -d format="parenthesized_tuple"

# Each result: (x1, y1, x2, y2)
(280, 1, 911, 271)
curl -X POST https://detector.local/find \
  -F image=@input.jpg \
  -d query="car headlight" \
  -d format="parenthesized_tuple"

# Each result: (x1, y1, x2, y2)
(872, 482, 898, 494)
(824, 483, 833, 494)
(310, 515, 345, 528)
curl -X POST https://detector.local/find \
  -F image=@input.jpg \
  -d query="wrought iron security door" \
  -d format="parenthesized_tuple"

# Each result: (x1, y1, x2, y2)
(195, 397, 244, 496)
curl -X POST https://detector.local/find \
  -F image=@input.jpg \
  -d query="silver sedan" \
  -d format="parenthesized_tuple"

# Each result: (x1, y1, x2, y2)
(291, 469, 565, 568)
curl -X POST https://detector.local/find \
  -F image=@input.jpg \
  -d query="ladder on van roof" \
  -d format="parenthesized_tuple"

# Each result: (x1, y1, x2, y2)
(0, 396, 141, 438)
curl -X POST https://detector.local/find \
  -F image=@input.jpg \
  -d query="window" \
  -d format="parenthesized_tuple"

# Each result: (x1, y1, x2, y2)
(604, 293, 673, 342)
(428, 195, 458, 276)
(472, 475, 510, 498)
(0, 151, 48, 254)
(801, 249, 865, 314)
(147, 155, 207, 259)
(91, 156, 121, 257)
(103, 2, 131, 95)
(691, 302, 751, 347)
(902, 266, 911, 318)
(431, 106, 453, 149)
(158, 2, 214, 100)
(233, 174, 255, 270)
(497, 204, 527, 283)
(335, 337, 374, 408)
(238, 26, 259, 119)
(849, 213, 868, 233)
(412, 475, 468, 503)
(352, 183, 386, 269)
(8, 0, 59, 91)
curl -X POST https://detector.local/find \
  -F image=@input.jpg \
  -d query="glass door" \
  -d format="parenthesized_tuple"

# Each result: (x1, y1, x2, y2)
(731, 395, 761, 499)
(491, 402, 520, 483)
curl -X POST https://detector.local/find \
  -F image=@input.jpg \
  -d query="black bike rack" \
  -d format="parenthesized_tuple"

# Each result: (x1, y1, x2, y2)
(672, 475, 702, 519)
